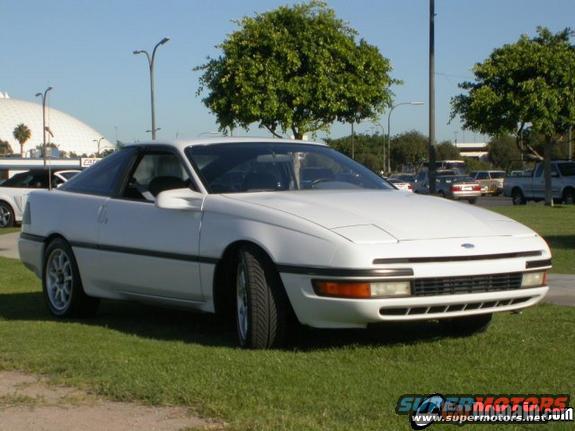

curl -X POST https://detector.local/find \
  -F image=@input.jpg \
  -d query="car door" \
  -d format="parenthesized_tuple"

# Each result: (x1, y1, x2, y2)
(530, 164, 544, 198)
(531, 164, 560, 199)
(97, 147, 204, 302)
(57, 148, 140, 292)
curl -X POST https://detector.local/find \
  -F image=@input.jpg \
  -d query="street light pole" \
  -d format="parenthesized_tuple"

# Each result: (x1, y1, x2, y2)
(133, 37, 170, 140)
(35, 87, 53, 167)
(386, 101, 424, 173)
(92, 137, 104, 156)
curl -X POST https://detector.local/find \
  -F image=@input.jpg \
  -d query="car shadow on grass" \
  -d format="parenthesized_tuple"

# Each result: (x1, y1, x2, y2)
(542, 234, 575, 250)
(0, 291, 467, 351)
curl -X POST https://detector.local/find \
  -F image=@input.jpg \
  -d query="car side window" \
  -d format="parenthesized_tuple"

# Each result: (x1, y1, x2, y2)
(61, 148, 137, 196)
(1, 172, 26, 188)
(121, 152, 191, 202)
(476, 172, 489, 180)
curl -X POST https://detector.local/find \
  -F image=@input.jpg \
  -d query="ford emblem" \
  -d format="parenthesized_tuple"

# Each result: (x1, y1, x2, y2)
(461, 243, 475, 249)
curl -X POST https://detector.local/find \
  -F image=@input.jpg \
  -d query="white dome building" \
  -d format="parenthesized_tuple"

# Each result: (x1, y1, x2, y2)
(0, 92, 112, 157)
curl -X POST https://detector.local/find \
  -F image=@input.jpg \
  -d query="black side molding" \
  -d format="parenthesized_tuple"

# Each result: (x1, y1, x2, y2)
(20, 232, 44, 242)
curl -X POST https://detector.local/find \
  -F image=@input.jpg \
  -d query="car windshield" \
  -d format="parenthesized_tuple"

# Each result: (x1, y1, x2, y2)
(558, 162, 575, 177)
(490, 172, 506, 179)
(185, 142, 392, 193)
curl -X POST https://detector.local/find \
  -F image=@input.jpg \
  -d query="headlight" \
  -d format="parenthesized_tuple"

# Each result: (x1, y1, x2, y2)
(313, 280, 411, 299)
(521, 271, 547, 288)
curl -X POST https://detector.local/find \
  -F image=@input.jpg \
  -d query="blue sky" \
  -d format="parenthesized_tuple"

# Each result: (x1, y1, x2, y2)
(1, 0, 574, 144)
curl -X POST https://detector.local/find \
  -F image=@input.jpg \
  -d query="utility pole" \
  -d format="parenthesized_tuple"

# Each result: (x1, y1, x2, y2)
(351, 121, 355, 160)
(428, 0, 437, 193)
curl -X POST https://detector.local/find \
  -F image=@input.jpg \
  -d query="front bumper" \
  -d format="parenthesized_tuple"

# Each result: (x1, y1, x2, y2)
(281, 270, 548, 328)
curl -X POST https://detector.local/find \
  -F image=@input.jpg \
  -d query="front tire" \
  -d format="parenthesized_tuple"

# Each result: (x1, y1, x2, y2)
(235, 246, 288, 349)
(441, 313, 492, 336)
(43, 238, 99, 317)
(0, 201, 15, 228)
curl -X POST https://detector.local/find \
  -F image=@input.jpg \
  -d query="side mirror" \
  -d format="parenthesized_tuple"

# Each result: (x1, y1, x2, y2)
(156, 188, 204, 211)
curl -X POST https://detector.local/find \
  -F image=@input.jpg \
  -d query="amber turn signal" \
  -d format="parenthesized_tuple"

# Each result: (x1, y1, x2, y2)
(313, 281, 371, 299)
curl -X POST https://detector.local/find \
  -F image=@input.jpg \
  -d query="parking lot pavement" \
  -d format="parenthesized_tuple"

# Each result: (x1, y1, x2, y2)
(0, 232, 20, 259)
(0, 230, 573, 306)
(546, 275, 575, 307)
(477, 196, 513, 208)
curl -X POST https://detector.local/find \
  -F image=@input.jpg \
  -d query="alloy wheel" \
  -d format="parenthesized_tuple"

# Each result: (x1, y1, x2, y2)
(236, 256, 249, 344)
(0, 204, 12, 227)
(45, 249, 73, 312)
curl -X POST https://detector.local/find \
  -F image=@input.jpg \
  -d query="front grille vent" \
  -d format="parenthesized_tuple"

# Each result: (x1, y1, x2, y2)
(413, 273, 523, 296)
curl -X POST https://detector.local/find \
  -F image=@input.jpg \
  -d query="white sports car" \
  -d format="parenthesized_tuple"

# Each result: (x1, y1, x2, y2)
(19, 139, 551, 348)
(0, 169, 81, 228)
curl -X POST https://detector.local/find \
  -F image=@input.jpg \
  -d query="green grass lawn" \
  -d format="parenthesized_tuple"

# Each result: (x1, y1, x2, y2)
(0, 227, 20, 235)
(0, 256, 573, 430)
(493, 205, 575, 274)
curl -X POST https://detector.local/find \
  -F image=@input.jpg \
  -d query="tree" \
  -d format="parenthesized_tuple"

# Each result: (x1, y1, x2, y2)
(435, 141, 460, 160)
(196, 1, 396, 139)
(12, 123, 31, 157)
(389, 131, 427, 171)
(487, 135, 522, 170)
(464, 157, 491, 172)
(0, 139, 13, 156)
(451, 27, 575, 205)
(325, 133, 385, 173)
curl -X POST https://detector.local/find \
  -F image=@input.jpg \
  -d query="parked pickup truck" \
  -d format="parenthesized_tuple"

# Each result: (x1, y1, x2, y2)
(503, 161, 575, 205)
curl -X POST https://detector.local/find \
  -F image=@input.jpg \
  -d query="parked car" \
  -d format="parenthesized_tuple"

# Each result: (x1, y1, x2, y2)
(390, 173, 416, 188)
(0, 169, 81, 228)
(469, 170, 506, 195)
(503, 161, 575, 205)
(388, 178, 413, 192)
(414, 169, 457, 194)
(435, 175, 482, 204)
(19, 139, 551, 349)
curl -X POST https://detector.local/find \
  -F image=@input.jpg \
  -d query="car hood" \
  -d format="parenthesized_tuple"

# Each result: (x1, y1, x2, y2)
(224, 190, 535, 242)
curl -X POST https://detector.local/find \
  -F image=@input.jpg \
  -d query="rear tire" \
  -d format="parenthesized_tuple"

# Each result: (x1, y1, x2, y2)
(234, 246, 288, 349)
(43, 238, 99, 318)
(511, 188, 526, 205)
(468, 198, 477, 204)
(563, 188, 574, 205)
(0, 201, 15, 228)
(441, 313, 492, 336)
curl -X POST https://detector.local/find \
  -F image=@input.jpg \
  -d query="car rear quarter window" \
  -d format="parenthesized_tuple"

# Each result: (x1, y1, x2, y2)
(61, 148, 137, 196)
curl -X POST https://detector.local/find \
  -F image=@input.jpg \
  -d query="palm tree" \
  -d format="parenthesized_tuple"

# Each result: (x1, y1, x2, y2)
(13, 123, 32, 157)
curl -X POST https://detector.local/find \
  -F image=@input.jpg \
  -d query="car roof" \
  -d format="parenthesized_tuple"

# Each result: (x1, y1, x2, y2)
(125, 137, 327, 151)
